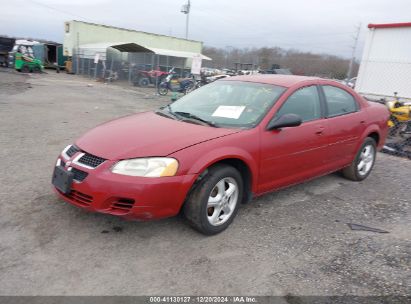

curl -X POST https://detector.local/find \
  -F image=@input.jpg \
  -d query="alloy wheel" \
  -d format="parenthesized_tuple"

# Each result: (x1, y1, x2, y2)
(357, 144, 375, 176)
(207, 177, 239, 226)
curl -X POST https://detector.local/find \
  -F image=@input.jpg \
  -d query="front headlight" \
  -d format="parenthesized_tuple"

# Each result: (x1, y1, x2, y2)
(111, 157, 179, 177)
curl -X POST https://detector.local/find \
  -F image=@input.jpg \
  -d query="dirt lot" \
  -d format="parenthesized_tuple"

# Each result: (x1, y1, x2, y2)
(0, 69, 410, 297)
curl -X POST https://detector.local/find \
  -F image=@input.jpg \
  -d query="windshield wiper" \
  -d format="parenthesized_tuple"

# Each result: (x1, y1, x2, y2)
(174, 111, 217, 127)
(155, 105, 180, 120)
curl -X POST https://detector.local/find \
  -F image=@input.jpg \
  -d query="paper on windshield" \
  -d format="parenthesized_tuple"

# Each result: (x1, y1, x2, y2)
(212, 106, 246, 119)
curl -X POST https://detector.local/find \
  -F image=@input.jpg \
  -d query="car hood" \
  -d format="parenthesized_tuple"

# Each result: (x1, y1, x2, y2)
(75, 111, 240, 160)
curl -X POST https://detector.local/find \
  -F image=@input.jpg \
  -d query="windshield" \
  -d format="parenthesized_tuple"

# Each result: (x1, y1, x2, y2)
(164, 81, 286, 128)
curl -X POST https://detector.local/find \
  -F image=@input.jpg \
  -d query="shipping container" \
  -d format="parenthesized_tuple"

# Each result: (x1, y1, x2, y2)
(356, 22, 411, 99)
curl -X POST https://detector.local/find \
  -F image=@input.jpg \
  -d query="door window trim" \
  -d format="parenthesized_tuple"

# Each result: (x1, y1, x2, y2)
(272, 84, 325, 124)
(319, 85, 359, 118)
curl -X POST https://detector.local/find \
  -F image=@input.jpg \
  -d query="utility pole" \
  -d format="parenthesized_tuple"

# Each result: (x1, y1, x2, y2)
(347, 23, 361, 80)
(225, 45, 234, 69)
(181, 0, 191, 39)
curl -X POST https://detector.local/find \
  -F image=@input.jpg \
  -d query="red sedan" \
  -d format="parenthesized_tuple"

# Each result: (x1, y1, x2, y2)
(52, 75, 389, 235)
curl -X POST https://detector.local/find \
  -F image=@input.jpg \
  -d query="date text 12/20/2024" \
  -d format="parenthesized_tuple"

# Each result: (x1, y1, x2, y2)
(149, 297, 258, 303)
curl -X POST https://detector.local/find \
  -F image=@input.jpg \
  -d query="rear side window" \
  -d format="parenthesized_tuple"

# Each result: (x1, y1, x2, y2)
(323, 85, 358, 117)
(276, 85, 321, 122)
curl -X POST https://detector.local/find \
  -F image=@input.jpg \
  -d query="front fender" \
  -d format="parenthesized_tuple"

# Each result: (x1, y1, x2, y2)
(183, 146, 259, 192)
(170, 129, 261, 192)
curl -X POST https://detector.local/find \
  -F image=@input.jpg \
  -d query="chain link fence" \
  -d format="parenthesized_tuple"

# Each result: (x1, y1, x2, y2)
(364, 96, 411, 160)
(72, 47, 191, 87)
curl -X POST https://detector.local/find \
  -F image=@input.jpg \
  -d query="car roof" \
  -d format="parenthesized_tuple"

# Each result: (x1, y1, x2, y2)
(222, 74, 321, 88)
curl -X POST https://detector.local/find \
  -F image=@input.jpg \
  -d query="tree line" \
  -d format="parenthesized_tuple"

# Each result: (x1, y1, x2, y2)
(202, 46, 359, 80)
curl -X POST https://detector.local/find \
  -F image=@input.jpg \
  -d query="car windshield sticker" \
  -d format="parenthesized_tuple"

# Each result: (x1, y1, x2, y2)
(212, 106, 246, 119)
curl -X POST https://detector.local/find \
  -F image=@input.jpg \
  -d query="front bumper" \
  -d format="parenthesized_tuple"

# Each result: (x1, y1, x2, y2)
(53, 156, 196, 220)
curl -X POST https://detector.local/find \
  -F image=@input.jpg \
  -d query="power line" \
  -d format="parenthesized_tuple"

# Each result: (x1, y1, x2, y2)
(193, 6, 354, 39)
(27, 0, 101, 23)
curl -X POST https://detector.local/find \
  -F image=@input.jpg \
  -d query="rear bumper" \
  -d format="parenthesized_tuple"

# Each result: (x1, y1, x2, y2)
(53, 157, 196, 220)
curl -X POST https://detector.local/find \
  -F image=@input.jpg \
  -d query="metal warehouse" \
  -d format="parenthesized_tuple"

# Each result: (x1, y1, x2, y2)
(63, 20, 210, 79)
(356, 22, 411, 99)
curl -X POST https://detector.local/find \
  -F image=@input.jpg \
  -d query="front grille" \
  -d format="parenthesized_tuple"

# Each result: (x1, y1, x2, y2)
(66, 145, 79, 157)
(67, 190, 93, 206)
(77, 153, 106, 168)
(111, 198, 135, 212)
(71, 167, 88, 182)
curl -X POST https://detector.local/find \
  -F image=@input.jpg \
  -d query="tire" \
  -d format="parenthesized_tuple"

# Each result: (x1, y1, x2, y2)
(138, 77, 150, 87)
(32, 66, 41, 73)
(158, 86, 169, 96)
(184, 82, 195, 95)
(21, 65, 30, 73)
(183, 164, 243, 235)
(341, 137, 377, 181)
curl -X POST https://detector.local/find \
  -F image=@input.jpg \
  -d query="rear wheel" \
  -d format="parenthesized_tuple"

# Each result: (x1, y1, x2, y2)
(32, 66, 41, 73)
(184, 82, 195, 94)
(342, 137, 376, 181)
(183, 165, 243, 235)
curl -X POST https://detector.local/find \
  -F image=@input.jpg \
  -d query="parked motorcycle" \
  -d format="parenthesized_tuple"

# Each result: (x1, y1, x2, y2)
(365, 93, 411, 138)
(385, 92, 411, 137)
(157, 68, 195, 96)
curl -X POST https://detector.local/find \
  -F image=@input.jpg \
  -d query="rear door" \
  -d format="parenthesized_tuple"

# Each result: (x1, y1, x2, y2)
(320, 84, 367, 166)
(259, 85, 331, 193)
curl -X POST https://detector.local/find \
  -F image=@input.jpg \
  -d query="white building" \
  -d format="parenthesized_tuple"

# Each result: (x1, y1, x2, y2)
(356, 22, 411, 99)
(63, 20, 210, 74)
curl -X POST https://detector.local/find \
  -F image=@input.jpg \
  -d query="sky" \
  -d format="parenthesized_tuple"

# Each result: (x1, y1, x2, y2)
(1, 0, 410, 59)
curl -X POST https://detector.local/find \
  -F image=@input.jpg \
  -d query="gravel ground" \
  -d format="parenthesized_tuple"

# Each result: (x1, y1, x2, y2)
(0, 69, 410, 297)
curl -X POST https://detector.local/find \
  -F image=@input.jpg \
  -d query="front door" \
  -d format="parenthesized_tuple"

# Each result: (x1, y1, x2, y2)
(259, 85, 330, 193)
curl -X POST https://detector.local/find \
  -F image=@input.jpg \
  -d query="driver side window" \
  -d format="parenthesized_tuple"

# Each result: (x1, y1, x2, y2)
(276, 86, 321, 122)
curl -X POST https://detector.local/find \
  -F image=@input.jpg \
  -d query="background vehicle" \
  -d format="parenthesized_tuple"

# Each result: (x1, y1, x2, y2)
(132, 68, 171, 87)
(365, 93, 411, 137)
(342, 77, 357, 88)
(32, 43, 67, 70)
(386, 92, 411, 136)
(14, 51, 43, 73)
(157, 67, 195, 95)
(193, 73, 231, 90)
(0, 36, 15, 67)
(8, 41, 44, 73)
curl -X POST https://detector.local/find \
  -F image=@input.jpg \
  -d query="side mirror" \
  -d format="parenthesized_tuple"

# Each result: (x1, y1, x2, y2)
(266, 113, 302, 130)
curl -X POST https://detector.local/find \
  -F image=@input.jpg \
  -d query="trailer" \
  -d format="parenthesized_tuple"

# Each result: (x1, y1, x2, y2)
(33, 43, 67, 70)
(356, 22, 411, 100)
(0, 36, 15, 67)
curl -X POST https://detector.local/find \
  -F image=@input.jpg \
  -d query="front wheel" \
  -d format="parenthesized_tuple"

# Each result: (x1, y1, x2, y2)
(341, 137, 376, 181)
(138, 77, 150, 87)
(158, 85, 169, 96)
(183, 165, 243, 235)
(21, 65, 30, 73)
